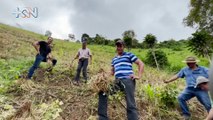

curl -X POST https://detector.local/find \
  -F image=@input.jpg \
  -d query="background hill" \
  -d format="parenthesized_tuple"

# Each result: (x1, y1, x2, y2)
(0, 23, 209, 120)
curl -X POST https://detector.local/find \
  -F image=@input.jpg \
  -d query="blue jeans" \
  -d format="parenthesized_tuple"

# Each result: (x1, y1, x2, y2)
(27, 54, 44, 79)
(98, 79, 138, 120)
(178, 87, 211, 116)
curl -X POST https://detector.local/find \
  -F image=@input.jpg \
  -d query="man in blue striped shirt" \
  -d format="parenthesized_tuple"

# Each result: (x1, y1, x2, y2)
(98, 40, 144, 120)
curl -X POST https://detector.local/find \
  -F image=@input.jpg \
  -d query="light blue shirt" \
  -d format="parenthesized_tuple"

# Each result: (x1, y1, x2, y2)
(177, 66, 209, 88)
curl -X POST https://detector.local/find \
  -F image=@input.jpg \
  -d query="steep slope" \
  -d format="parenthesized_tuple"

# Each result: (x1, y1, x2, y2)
(0, 23, 207, 120)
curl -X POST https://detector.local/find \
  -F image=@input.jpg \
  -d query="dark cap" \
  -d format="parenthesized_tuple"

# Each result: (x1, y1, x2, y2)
(115, 40, 124, 46)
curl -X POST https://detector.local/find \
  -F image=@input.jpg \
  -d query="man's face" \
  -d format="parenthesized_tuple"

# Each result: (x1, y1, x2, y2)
(47, 38, 53, 44)
(116, 44, 124, 54)
(82, 43, 87, 48)
(187, 62, 196, 68)
(199, 82, 209, 91)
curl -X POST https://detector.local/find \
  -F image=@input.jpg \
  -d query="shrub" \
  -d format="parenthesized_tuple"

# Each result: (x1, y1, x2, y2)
(159, 84, 179, 108)
(167, 64, 183, 72)
(145, 50, 169, 68)
(171, 46, 182, 51)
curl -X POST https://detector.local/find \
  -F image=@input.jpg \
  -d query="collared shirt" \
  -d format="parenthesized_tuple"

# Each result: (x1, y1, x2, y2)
(111, 52, 138, 79)
(177, 66, 209, 87)
(78, 48, 91, 59)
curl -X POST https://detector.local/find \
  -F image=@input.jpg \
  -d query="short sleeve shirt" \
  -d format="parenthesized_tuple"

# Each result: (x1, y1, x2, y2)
(78, 48, 91, 59)
(177, 66, 209, 87)
(111, 52, 138, 79)
(38, 41, 51, 58)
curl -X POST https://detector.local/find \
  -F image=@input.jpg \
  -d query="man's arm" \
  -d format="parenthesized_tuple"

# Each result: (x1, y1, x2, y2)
(70, 52, 79, 68)
(206, 108, 213, 120)
(111, 66, 114, 76)
(47, 53, 52, 59)
(131, 59, 144, 79)
(164, 74, 179, 83)
(32, 41, 40, 54)
(73, 51, 80, 60)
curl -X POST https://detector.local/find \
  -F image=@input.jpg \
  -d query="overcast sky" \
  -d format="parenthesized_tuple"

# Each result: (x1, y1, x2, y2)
(0, 0, 195, 41)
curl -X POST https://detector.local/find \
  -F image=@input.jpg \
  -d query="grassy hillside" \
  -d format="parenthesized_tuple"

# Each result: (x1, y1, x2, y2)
(0, 23, 209, 120)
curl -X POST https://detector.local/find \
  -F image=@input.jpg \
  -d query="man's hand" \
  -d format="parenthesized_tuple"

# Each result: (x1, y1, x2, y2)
(164, 75, 179, 84)
(129, 74, 140, 80)
(134, 59, 144, 80)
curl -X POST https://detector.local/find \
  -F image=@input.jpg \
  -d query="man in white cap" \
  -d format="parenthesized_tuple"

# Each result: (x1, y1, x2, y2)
(164, 56, 211, 120)
(195, 76, 213, 120)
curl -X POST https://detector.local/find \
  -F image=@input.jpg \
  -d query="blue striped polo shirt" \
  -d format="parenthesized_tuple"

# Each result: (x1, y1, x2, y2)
(111, 52, 138, 79)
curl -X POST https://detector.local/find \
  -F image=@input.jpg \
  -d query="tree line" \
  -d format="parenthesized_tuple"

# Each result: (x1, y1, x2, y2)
(78, 31, 188, 50)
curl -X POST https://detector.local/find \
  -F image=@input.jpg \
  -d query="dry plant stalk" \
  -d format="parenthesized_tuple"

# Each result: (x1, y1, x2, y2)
(20, 80, 42, 91)
(14, 101, 32, 118)
(89, 68, 112, 93)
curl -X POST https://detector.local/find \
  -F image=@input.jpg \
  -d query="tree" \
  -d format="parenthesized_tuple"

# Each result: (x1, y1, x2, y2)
(145, 50, 169, 69)
(68, 34, 75, 41)
(158, 39, 184, 51)
(94, 34, 105, 45)
(184, 0, 213, 34)
(76, 40, 80, 43)
(144, 34, 160, 70)
(122, 30, 136, 51)
(188, 30, 213, 63)
(45, 30, 52, 37)
(132, 39, 139, 48)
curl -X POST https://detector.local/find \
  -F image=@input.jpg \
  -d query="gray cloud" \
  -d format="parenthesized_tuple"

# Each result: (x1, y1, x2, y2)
(0, 0, 194, 41)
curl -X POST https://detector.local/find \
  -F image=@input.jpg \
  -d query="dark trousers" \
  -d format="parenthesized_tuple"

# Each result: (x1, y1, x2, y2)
(75, 58, 88, 81)
(98, 78, 138, 120)
(28, 54, 44, 79)
(178, 87, 211, 117)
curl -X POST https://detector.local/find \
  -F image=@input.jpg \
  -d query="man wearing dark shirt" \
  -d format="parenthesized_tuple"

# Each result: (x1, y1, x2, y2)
(27, 37, 57, 79)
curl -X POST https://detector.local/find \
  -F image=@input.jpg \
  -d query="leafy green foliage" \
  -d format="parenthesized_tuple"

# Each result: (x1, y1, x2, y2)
(143, 34, 157, 48)
(145, 50, 169, 68)
(158, 39, 187, 51)
(159, 84, 179, 108)
(93, 34, 108, 45)
(0, 59, 33, 94)
(132, 39, 139, 48)
(184, 0, 213, 33)
(39, 100, 63, 120)
(108, 91, 125, 102)
(123, 37, 132, 50)
(142, 84, 156, 101)
(188, 30, 213, 58)
(122, 30, 136, 50)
